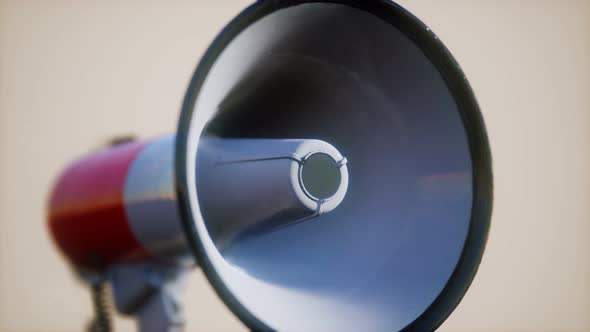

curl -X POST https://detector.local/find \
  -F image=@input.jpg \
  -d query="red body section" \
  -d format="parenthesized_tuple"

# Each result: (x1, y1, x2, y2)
(48, 142, 151, 270)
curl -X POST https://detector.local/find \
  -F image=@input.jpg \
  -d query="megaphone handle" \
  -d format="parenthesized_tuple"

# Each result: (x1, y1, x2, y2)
(108, 263, 189, 332)
(136, 289, 185, 332)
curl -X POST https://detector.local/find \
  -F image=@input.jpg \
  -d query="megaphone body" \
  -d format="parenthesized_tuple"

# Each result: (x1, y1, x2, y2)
(47, 1, 493, 331)
(48, 136, 184, 269)
(49, 135, 349, 269)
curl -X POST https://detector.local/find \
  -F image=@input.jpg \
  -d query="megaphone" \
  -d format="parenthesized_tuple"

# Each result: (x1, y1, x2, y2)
(47, 1, 493, 331)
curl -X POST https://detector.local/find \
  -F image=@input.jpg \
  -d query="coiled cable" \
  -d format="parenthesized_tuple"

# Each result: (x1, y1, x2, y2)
(88, 281, 112, 332)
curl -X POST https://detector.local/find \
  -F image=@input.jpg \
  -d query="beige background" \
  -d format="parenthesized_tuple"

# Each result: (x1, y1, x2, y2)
(1, 0, 589, 331)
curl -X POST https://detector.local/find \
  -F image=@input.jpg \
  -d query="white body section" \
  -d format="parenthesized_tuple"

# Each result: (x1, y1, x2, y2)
(196, 138, 349, 249)
(124, 135, 194, 266)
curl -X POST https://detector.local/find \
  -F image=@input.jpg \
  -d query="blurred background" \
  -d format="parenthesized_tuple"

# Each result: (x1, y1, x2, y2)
(0, 0, 589, 331)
